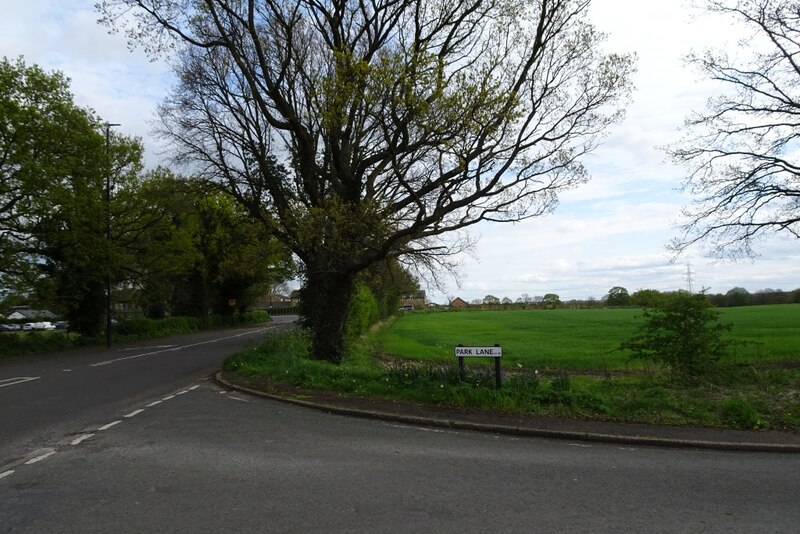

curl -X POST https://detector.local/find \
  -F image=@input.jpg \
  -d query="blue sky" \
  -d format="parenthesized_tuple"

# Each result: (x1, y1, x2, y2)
(2, 0, 798, 303)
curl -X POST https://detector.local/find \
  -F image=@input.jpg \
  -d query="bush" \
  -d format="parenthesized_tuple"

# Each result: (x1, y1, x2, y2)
(346, 284, 380, 340)
(620, 292, 732, 380)
(720, 397, 766, 429)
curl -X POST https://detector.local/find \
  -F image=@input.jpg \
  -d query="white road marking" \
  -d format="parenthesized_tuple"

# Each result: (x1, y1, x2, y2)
(122, 345, 176, 351)
(225, 395, 250, 403)
(0, 376, 40, 388)
(3, 382, 203, 482)
(98, 420, 122, 431)
(89, 329, 265, 367)
(71, 434, 94, 445)
(25, 451, 56, 465)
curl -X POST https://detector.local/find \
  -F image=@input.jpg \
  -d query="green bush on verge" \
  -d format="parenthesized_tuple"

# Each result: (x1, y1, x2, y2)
(620, 292, 732, 381)
(346, 284, 380, 341)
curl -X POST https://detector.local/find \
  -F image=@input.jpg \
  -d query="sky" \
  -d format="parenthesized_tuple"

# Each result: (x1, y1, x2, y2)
(1, 0, 798, 304)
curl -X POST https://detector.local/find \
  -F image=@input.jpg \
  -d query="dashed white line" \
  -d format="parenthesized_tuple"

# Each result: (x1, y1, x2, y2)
(98, 420, 122, 431)
(176, 389, 189, 395)
(146, 400, 162, 407)
(25, 451, 57, 465)
(124, 409, 145, 418)
(162, 395, 175, 401)
(0, 376, 40, 388)
(71, 434, 94, 445)
(0, 470, 14, 479)
(90, 329, 264, 367)
(188, 385, 199, 391)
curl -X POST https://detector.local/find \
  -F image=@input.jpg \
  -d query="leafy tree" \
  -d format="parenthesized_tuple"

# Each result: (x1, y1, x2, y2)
(0, 57, 152, 335)
(621, 291, 732, 380)
(725, 287, 752, 307)
(0, 57, 103, 293)
(99, 0, 635, 363)
(630, 289, 663, 308)
(605, 286, 631, 307)
(136, 177, 295, 320)
(789, 288, 800, 303)
(357, 258, 419, 320)
(668, 0, 800, 258)
(483, 295, 500, 305)
(542, 293, 561, 308)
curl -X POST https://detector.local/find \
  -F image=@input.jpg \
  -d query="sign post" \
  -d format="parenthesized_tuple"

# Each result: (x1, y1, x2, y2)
(455, 344, 503, 388)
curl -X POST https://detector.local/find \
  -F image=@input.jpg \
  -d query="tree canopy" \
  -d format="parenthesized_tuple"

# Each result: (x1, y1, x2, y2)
(669, 0, 800, 258)
(605, 286, 630, 307)
(98, 0, 634, 362)
(1, 57, 295, 334)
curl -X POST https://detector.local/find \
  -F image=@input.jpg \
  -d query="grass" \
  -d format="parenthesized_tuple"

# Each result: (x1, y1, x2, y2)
(375, 308, 641, 370)
(376, 305, 800, 369)
(223, 305, 800, 431)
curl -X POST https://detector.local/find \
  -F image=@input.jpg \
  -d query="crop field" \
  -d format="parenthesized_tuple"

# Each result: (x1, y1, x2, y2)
(375, 304, 800, 371)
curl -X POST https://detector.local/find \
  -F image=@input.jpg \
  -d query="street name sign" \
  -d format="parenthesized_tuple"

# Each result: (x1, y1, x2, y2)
(454, 346, 503, 357)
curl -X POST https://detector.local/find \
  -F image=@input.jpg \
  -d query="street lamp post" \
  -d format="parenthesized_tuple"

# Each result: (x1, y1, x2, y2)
(104, 122, 120, 348)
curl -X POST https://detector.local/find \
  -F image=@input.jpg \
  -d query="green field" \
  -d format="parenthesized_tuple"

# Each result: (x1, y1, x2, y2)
(375, 305, 800, 370)
(224, 304, 800, 430)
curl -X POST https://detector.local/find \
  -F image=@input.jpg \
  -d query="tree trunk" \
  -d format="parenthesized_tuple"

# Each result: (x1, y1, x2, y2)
(300, 269, 356, 364)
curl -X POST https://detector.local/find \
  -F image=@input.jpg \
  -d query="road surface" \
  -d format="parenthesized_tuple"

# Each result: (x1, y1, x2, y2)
(2, 315, 799, 532)
(0, 316, 295, 466)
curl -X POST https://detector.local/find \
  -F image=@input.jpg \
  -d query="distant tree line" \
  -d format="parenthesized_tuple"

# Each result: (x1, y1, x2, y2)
(458, 286, 800, 311)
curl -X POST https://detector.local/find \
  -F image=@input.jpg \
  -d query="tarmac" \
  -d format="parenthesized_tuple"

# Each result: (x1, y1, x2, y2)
(216, 372, 800, 453)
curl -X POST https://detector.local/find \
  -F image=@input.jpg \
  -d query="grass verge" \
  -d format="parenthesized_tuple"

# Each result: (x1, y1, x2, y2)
(223, 328, 800, 431)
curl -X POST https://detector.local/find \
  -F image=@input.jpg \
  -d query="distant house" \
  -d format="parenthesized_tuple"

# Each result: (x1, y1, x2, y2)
(401, 290, 426, 310)
(7, 308, 57, 320)
(449, 297, 468, 309)
(250, 292, 296, 312)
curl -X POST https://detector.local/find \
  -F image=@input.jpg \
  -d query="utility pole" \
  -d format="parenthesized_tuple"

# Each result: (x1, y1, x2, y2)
(105, 122, 120, 348)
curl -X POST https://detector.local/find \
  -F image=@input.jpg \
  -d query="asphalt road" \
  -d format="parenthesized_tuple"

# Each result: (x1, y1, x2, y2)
(3, 315, 800, 532)
(2, 380, 799, 533)
(0, 316, 296, 466)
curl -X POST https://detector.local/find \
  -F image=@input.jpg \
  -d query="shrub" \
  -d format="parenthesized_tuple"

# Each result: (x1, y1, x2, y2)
(346, 284, 380, 340)
(720, 397, 766, 429)
(620, 291, 732, 380)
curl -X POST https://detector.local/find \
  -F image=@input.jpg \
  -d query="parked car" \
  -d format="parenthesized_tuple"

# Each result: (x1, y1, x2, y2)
(0, 323, 21, 332)
(21, 322, 56, 331)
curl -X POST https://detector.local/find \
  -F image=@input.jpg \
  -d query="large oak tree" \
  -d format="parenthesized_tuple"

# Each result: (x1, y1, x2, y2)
(98, 0, 634, 362)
